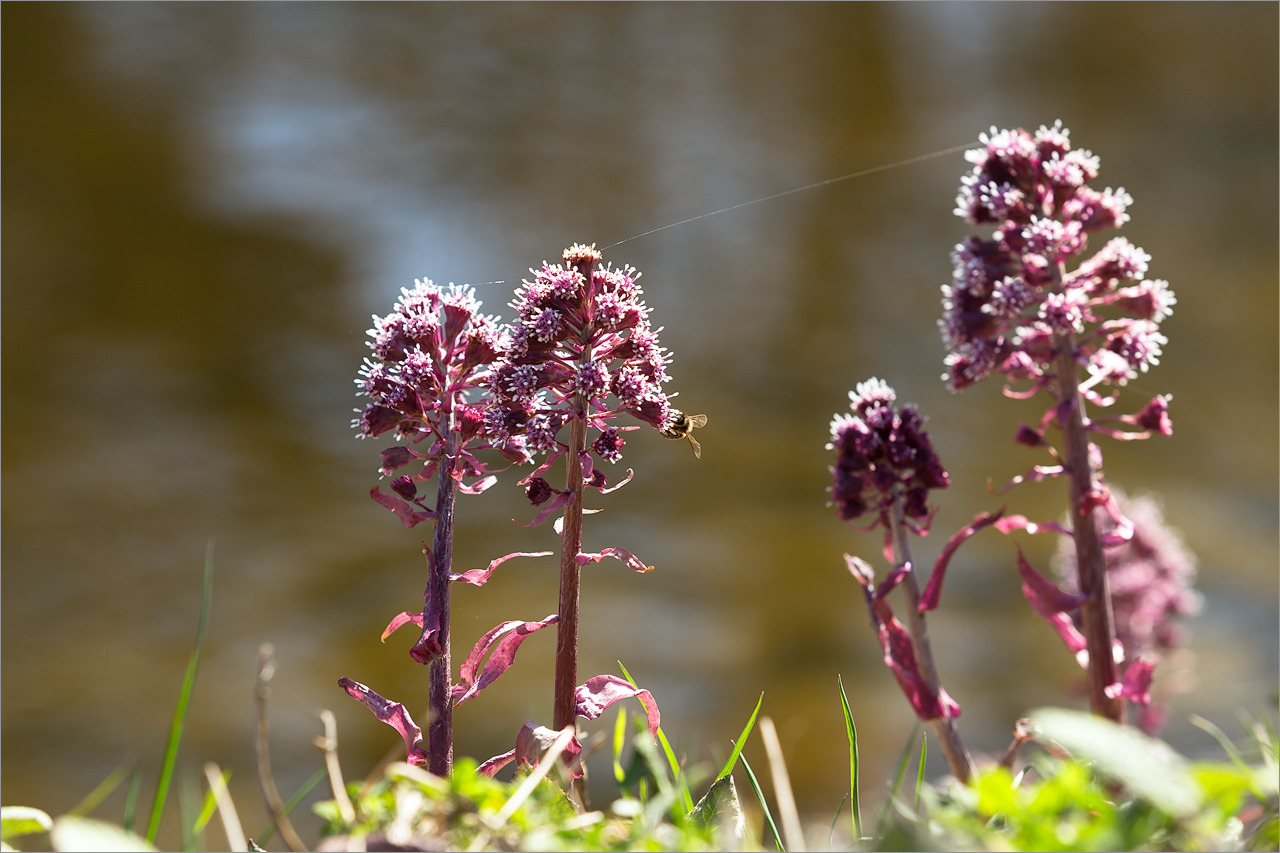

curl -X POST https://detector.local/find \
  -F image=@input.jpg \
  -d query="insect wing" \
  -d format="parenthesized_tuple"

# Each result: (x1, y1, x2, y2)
(687, 433, 701, 459)
(687, 414, 708, 429)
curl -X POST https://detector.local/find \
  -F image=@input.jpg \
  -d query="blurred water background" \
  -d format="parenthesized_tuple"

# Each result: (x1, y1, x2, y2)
(3, 4, 1276, 848)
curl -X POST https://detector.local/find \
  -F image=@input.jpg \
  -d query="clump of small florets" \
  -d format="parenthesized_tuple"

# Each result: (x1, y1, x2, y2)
(485, 244, 677, 468)
(942, 122, 1175, 420)
(354, 280, 503, 488)
(828, 378, 950, 530)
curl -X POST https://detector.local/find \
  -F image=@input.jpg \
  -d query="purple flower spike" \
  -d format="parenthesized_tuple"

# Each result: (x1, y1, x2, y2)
(338, 677, 430, 767)
(484, 243, 682, 462)
(828, 378, 949, 532)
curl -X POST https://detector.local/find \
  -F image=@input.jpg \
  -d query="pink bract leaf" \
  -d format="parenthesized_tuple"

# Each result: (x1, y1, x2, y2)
(574, 674, 661, 735)
(381, 611, 424, 642)
(477, 749, 516, 778)
(994, 465, 1066, 495)
(1016, 547, 1090, 662)
(449, 551, 554, 587)
(578, 451, 594, 479)
(518, 491, 572, 528)
(866, 596, 960, 721)
(518, 449, 566, 487)
(597, 468, 635, 494)
(338, 677, 429, 766)
(844, 554, 876, 589)
(455, 474, 497, 495)
(452, 615, 559, 707)
(919, 510, 1006, 612)
(874, 561, 912, 603)
(994, 514, 1074, 537)
(1104, 655, 1156, 706)
(574, 547, 654, 573)
(370, 487, 436, 527)
(515, 721, 584, 774)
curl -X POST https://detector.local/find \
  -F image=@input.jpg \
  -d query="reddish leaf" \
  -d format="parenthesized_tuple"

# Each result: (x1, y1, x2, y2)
(597, 468, 635, 494)
(452, 615, 559, 707)
(994, 514, 1073, 537)
(844, 554, 876, 590)
(338, 677, 428, 766)
(1016, 547, 1090, 662)
(1105, 655, 1156, 706)
(455, 474, 497, 495)
(866, 596, 960, 721)
(574, 674, 661, 734)
(578, 451, 593, 479)
(381, 611, 424, 642)
(874, 561, 912, 602)
(574, 547, 653, 573)
(518, 491, 572, 528)
(919, 510, 1006, 611)
(477, 749, 516, 778)
(516, 721, 583, 773)
(370, 487, 436, 527)
(449, 551, 554, 587)
(994, 465, 1065, 495)
(379, 446, 421, 476)
(518, 449, 566, 486)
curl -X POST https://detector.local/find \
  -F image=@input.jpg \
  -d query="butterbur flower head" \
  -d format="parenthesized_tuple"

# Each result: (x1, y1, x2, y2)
(829, 378, 949, 529)
(942, 122, 1175, 405)
(355, 280, 502, 443)
(485, 244, 679, 465)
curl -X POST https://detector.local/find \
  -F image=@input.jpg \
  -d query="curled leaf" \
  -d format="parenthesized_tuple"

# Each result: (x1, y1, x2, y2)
(477, 749, 516, 778)
(1105, 654, 1156, 706)
(574, 674, 661, 734)
(919, 509, 1005, 611)
(452, 615, 559, 707)
(844, 554, 876, 589)
(455, 474, 497, 495)
(1016, 546, 1090, 662)
(370, 487, 436, 527)
(518, 491, 572, 528)
(449, 551, 554, 587)
(865, 596, 960, 721)
(381, 611, 424, 642)
(575, 546, 653, 573)
(994, 514, 1073, 537)
(516, 720, 583, 773)
(338, 677, 428, 766)
(597, 468, 635, 494)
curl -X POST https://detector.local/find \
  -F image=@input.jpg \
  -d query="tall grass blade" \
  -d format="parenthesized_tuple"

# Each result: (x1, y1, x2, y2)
(147, 545, 215, 844)
(69, 756, 135, 817)
(256, 769, 327, 845)
(837, 676, 863, 841)
(1190, 714, 1249, 773)
(829, 793, 848, 850)
(618, 660, 694, 812)
(876, 722, 920, 836)
(717, 692, 764, 781)
(915, 733, 928, 812)
(122, 766, 142, 832)
(192, 769, 228, 836)
(739, 753, 784, 852)
(613, 707, 628, 783)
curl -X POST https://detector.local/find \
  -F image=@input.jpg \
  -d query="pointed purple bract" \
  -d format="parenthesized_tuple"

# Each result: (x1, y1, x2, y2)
(381, 610, 424, 642)
(575, 547, 654, 573)
(338, 677, 429, 767)
(449, 551, 554, 587)
(574, 674, 661, 734)
(919, 509, 1005, 612)
(452, 615, 559, 707)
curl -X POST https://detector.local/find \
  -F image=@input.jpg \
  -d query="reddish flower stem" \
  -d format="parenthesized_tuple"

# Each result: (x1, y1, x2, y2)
(1051, 342, 1125, 724)
(426, 430, 458, 776)
(553, 401, 587, 734)
(890, 497, 975, 783)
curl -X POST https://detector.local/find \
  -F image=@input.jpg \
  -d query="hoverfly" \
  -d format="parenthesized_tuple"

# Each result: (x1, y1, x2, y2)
(660, 409, 707, 458)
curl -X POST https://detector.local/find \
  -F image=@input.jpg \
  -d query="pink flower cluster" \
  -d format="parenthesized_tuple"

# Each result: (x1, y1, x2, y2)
(828, 378, 950, 530)
(484, 243, 676, 470)
(942, 122, 1175, 409)
(353, 281, 504, 523)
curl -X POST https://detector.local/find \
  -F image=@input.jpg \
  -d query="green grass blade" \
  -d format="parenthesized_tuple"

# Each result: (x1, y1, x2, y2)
(147, 545, 215, 843)
(740, 753, 784, 853)
(192, 770, 228, 836)
(618, 660, 693, 813)
(69, 756, 135, 817)
(717, 692, 764, 781)
(837, 676, 863, 841)
(914, 733, 927, 812)
(256, 769, 327, 845)
(122, 766, 142, 832)
(829, 793, 848, 850)
(613, 706, 628, 784)
(876, 722, 920, 836)
(179, 764, 200, 851)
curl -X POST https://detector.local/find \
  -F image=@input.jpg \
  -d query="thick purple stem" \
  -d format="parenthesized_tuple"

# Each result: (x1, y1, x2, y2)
(426, 431, 458, 776)
(891, 497, 975, 783)
(1050, 285, 1124, 724)
(553, 404, 586, 734)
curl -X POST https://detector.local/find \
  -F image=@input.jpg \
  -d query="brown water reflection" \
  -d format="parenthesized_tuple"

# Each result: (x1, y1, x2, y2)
(4, 4, 1276, 849)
